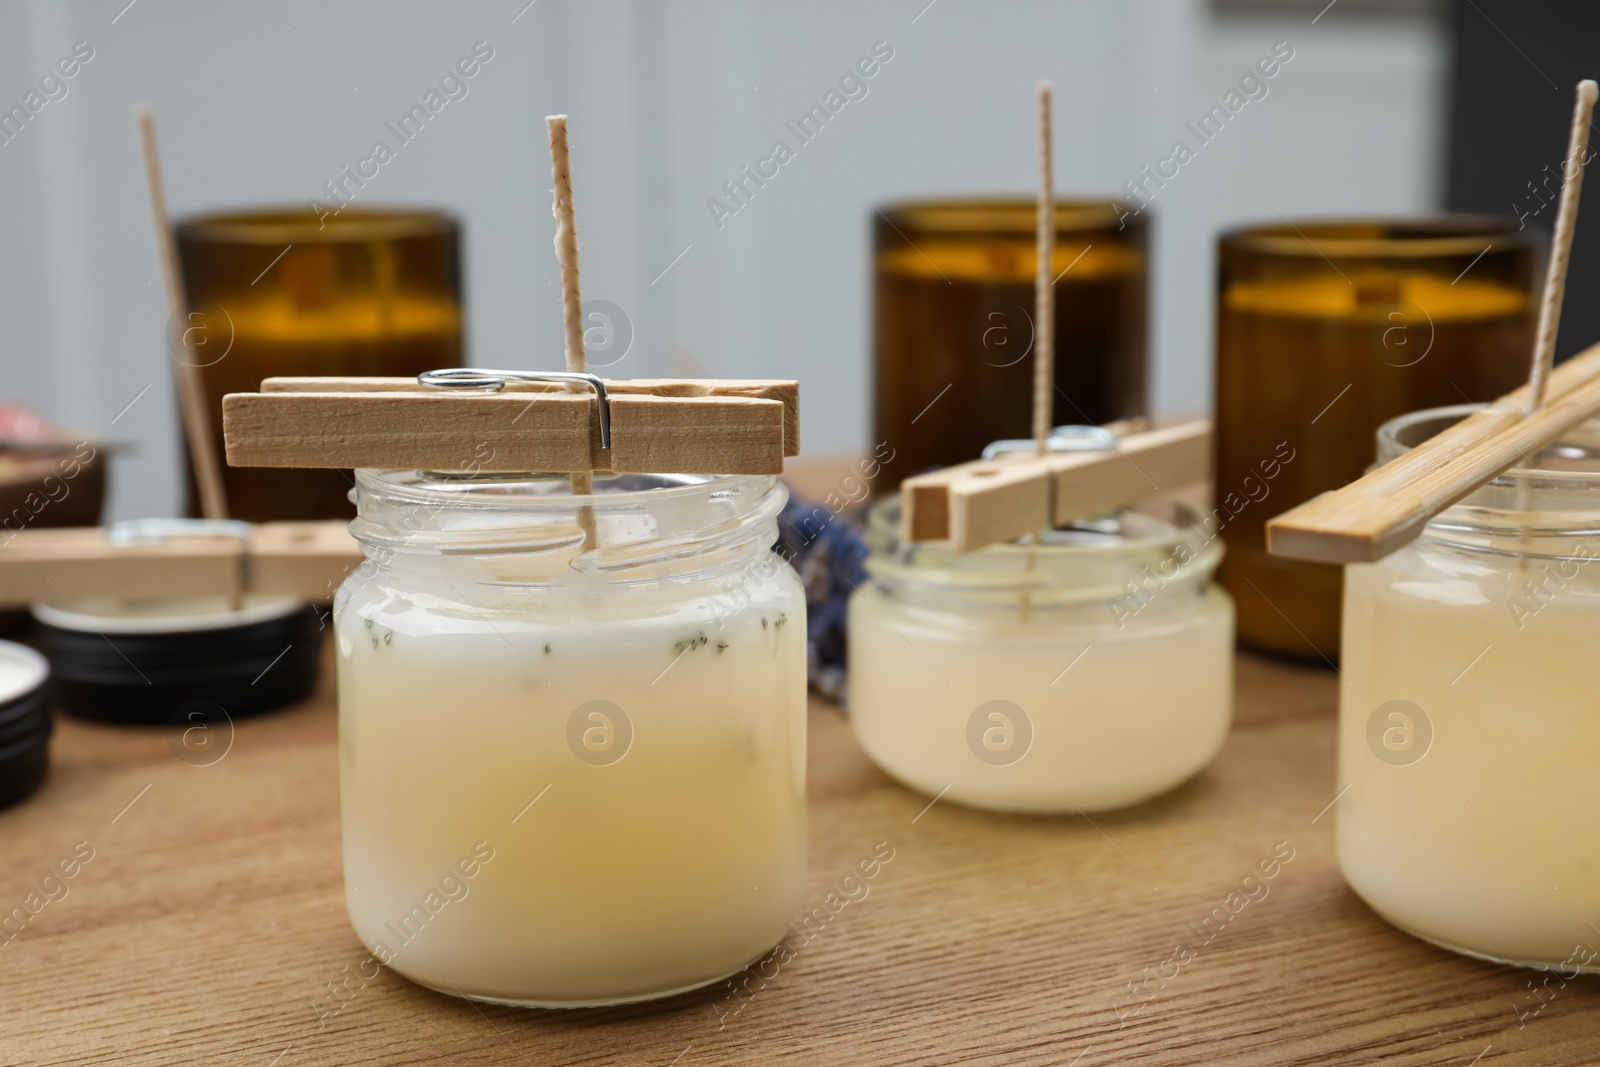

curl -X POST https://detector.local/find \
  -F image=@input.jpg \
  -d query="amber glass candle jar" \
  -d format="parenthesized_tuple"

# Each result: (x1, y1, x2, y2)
(874, 200, 1146, 489)
(175, 208, 463, 521)
(1215, 218, 1537, 659)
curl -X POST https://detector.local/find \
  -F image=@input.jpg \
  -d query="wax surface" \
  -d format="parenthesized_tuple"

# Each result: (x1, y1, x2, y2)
(1339, 550, 1600, 968)
(1224, 273, 1525, 321)
(847, 586, 1233, 812)
(0, 647, 44, 704)
(32, 594, 299, 630)
(334, 564, 808, 1006)
(878, 239, 1141, 283)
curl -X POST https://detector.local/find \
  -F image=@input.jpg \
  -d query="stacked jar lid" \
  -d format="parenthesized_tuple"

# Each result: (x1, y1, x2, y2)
(0, 641, 52, 809)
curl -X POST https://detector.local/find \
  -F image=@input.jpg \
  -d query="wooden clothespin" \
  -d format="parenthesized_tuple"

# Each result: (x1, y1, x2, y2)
(0, 519, 358, 607)
(224, 115, 797, 480)
(899, 83, 1210, 553)
(222, 373, 798, 475)
(903, 420, 1212, 552)
(1267, 80, 1599, 564)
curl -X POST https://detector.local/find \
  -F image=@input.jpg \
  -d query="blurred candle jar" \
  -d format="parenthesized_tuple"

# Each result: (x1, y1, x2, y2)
(1215, 219, 1536, 659)
(848, 497, 1232, 812)
(1339, 407, 1600, 972)
(175, 209, 463, 521)
(335, 471, 807, 1006)
(873, 200, 1146, 489)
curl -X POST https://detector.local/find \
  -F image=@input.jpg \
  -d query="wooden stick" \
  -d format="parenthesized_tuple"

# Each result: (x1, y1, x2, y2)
(222, 385, 793, 474)
(901, 420, 1211, 552)
(1527, 80, 1598, 411)
(1266, 339, 1600, 563)
(1271, 85, 1600, 565)
(546, 115, 595, 546)
(1034, 81, 1055, 456)
(548, 117, 587, 386)
(1018, 83, 1056, 621)
(0, 521, 358, 607)
(136, 105, 229, 520)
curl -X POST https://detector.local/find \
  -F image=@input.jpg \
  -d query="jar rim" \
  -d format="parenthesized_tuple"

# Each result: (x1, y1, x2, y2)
(353, 468, 742, 512)
(1376, 405, 1600, 484)
(1375, 405, 1600, 556)
(877, 198, 1139, 235)
(1220, 216, 1534, 259)
(176, 207, 457, 245)
(863, 493, 1223, 606)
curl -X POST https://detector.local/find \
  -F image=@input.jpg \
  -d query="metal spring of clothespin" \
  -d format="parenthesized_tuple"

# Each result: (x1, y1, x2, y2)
(418, 368, 612, 449)
(980, 424, 1120, 462)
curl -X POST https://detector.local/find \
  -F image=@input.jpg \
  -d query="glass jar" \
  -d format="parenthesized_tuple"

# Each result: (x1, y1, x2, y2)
(334, 470, 808, 1006)
(1216, 218, 1537, 658)
(848, 497, 1232, 812)
(176, 208, 464, 521)
(873, 199, 1146, 491)
(1339, 406, 1600, 971)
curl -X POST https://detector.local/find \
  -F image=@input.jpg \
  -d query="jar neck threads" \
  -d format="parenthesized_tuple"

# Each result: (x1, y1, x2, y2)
(863, 495, 1222, 618)
(348, 471, 786, 586)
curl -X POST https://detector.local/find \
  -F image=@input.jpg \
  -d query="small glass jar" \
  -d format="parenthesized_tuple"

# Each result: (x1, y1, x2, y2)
(848, 497, 1233, 812)
(1339, 407, 1600, 972)
(334, 471, 807, 1006)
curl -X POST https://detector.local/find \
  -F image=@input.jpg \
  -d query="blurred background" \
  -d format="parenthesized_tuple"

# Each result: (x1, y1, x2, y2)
(0, 0, 1591, 521)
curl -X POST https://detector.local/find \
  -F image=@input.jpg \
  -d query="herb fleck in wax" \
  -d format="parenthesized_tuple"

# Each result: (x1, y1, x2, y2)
(673, 632, 710, 655)
(365, 618, 394, 651)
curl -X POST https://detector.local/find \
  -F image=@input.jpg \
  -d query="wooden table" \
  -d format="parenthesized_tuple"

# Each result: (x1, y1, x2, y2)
(2, 646, 1595, 1066)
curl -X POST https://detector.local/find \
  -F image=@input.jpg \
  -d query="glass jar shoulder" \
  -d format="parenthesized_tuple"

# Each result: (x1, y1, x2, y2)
(859, 570, 1227, 637)
(334, 548, 804, 641)
(1352, 537, 1600, 618)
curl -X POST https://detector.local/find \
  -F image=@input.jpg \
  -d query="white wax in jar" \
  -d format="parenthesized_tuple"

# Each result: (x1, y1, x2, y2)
(0, 643, 47, 704)
(848, 587, 1233, 812)
(31, 594, 303, 632)
(336, 570, 807, 1006)
(1339, 554, 1600, 969)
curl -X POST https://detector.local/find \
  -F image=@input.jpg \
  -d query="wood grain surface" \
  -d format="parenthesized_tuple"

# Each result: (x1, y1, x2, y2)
(222, 390, 789, 476)
(224, 378, 800, 476)
(256, 378, 803, 460)
(1, 646, 1595, 1066)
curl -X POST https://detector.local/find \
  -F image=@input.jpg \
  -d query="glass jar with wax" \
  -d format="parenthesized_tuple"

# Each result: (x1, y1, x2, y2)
(176, 209, 463, 522)
(874, 199, 1147, 491)
(848, 496, 1233, 812)
(1216, 219, 1537, 659)
(335, 470, 807, 1006)
(1339, 406, 1600, 972)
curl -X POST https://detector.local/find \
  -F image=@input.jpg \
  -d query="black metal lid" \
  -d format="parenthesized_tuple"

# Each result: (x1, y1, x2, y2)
(0, 639, 52, 810)
(31, 599, 323, 724)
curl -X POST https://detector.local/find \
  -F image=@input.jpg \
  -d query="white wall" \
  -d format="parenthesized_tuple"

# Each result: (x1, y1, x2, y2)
(0, 0, 1445, 521)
